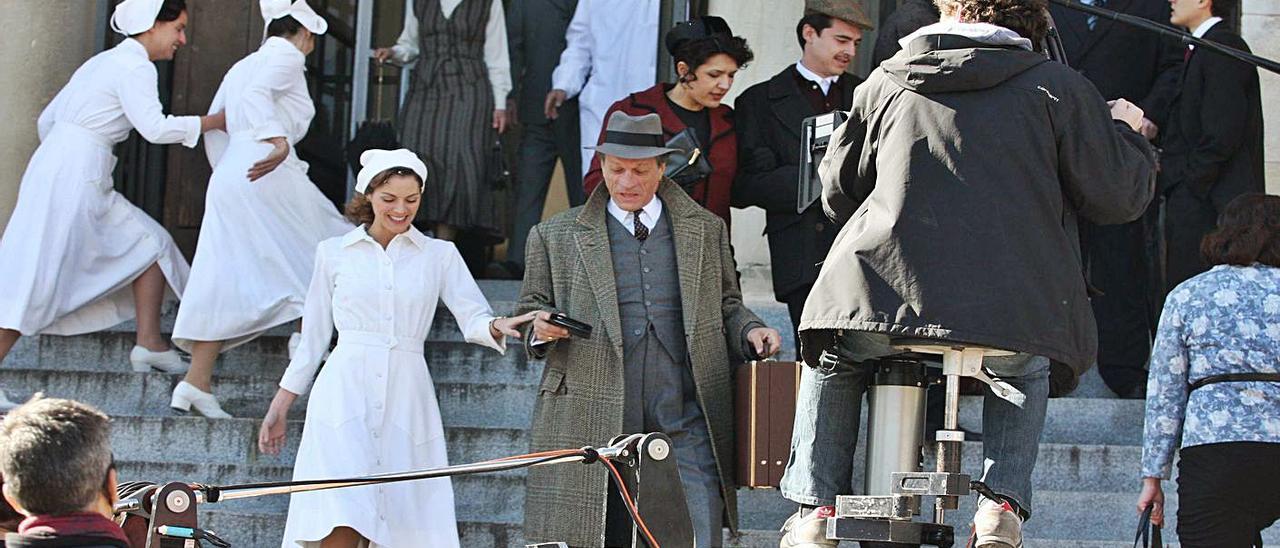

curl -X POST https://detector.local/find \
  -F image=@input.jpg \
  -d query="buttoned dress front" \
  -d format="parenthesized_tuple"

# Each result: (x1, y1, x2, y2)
(172, 37, 352, 352)
(277, 226, 504, 548)
(0, 38, 196, 336)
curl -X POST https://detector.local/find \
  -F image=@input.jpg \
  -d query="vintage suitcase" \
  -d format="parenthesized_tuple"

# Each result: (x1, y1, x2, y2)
(735, 360, 803, 488)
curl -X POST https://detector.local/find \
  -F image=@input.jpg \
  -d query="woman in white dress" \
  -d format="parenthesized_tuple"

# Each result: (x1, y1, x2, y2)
(170, 0, 353, 418)
(258, 149, 536, 547)
(0, 0, 225, 405)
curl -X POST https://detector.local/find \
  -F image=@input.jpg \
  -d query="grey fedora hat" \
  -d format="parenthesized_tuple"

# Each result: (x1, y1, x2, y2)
(591, 111, 682, 159)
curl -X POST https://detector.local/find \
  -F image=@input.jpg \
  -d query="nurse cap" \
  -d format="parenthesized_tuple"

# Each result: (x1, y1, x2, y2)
(261, 0, 329, 35)
(356, 149, 428, 194)
(110, 0, 166, 36)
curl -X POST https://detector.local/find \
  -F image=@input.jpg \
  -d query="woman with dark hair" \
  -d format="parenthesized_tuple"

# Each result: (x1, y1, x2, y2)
(0, 0, 224, 406)
(1137, 193, 1280, 545)
(581, 16, 754, 227)
(169, 0, 353, 418)
(257, 149, 535, 548)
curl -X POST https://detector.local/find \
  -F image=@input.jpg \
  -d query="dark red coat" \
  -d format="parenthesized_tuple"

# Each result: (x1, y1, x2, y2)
(583, 84, 738, 228)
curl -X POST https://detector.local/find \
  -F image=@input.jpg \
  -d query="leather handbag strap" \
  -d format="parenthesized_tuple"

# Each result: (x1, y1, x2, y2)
(1134, 505, 1162, 548)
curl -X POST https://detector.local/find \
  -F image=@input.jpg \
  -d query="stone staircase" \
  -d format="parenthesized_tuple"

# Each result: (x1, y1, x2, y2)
(4, 280, 1277, 547)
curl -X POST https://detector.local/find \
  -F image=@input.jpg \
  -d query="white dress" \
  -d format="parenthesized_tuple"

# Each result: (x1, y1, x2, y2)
(0, 38, 196, 336)
(278, 226, 504, 548)
(171, 37, 352, 352)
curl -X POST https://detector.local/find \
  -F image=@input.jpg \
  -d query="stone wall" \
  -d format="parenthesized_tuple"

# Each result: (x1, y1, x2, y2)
(0, 2, 103, 237)
(1243, 0, 1280, 194)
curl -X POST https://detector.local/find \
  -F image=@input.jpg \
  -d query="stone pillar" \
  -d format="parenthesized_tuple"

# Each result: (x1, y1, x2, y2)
(0, 2, 103, 236)
(1242, 0, 1280, 195)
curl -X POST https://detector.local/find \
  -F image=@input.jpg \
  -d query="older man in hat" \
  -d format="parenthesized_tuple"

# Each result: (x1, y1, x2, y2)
(517, 111, 782, 548)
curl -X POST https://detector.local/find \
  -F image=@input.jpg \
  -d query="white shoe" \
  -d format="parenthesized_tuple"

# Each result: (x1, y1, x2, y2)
(130, 345, 189, 374)
(972, 497, 1024, 548)
(0, 389, 20, 413)
(779, 506, 836, 548)
(170, 381, 232, 419)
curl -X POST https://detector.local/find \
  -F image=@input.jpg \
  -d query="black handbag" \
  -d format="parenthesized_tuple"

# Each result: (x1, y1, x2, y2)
(347, 63, 401, 178)
(1134, 504, 1163, 548)
(663, 127, 713, 194)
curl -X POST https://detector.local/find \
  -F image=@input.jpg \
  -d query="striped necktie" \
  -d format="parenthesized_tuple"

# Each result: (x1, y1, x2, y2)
(1081, 0, 1104, 30)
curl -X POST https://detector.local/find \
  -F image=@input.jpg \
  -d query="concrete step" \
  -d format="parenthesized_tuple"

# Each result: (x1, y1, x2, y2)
(7, 363, 1143, 446)
(196, 510, 525, 548)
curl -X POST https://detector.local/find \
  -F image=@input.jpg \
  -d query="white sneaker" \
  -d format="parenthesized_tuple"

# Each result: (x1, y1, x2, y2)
(170, 381, 232, 419)
(779, 506, 836, 548)
(972, 497, 1024, 548)
(0, 389, 20, 413)
(130, 345, 189, 374)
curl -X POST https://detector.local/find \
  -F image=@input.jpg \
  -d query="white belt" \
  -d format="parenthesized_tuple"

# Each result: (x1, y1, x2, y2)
(337, 330, 425, 354)
(50, 122, 114, 149)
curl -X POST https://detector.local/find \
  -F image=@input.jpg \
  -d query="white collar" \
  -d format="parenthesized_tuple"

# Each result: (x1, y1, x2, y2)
(341, 225, 429, 250)
(795, 60, 840, 94)
(607, 195, 663, 235)
(1188, 17, 1222, 49)
(119, 38, 150, 59)
(899, 21, 1034, 51)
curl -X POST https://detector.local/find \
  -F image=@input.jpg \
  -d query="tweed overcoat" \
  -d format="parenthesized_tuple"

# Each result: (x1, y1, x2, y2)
(516, 179, 763, 547)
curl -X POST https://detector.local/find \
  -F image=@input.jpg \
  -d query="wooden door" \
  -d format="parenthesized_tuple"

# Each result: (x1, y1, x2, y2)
(163, 0, 261, 257)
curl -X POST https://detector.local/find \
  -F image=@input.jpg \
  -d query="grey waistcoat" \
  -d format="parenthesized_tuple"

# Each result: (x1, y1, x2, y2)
(606, 211, 698, 434)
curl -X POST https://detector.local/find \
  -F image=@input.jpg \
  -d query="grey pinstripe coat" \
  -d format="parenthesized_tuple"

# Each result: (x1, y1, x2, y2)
(516, 179, 764, 547)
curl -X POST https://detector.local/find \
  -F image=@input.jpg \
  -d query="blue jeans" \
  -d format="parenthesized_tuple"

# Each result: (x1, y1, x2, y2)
(779, 331, 1050, 516)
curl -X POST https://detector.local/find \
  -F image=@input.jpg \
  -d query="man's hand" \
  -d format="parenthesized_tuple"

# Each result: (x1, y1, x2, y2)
(1136, 477, 1165, 527)
(372, 48, 393, 63)
(532, 311, 571, 343)
(1108, 99, 1145, 133)
(1138, 117, 1159, 141)
(746, 327, 782, 359)
(248, 137, 289, 182)
(544, 89, 567, 120)
(493, 109, 509, 134)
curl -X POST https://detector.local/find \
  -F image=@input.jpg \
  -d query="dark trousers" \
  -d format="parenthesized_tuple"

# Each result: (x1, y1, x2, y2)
(781, 286, 811, 362)
(1177, 442, 1280, 547)
(1086, 217, 1155, 397)
(1163, 185, 1218, 294)
(509, 111, 584, 267)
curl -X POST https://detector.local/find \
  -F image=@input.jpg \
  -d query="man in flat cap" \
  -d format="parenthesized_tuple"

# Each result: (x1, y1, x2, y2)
(517, 111, 781, 548)
(732, 0, 873, 350)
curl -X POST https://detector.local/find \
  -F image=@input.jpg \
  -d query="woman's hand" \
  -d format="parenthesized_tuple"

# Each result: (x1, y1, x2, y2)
(490, 311, 539, 340)
(493, 109, 509, 134)
(248, 137, 290, 182)
(372, 48, 394, 63)
(1136, 477, 1165, 527)
(201, 111, 226, 133)
(258, 389, 298, 455)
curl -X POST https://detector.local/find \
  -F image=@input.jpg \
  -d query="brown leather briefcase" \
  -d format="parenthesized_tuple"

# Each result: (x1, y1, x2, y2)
(735, 360, 802, 488)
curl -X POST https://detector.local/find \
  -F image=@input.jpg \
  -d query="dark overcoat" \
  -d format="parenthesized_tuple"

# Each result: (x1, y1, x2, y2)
(516, 179, 763, 547)
(800, 36, 1157, 377)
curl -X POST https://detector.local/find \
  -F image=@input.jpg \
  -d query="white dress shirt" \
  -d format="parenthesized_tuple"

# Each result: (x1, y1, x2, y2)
(551, 0, 660, 176)
(795, 59, 840, 95)
(37, 38, 201, 147)
(607, 195, 663, 235)
(388, 0, 512, 106)
(1187, 16, 1222, 50)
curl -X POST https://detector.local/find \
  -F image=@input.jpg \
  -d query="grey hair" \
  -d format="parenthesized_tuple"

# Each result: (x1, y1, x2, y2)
(0, 396, 113, 515)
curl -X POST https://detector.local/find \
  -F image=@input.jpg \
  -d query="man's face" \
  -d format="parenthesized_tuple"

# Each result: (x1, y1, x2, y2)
(602, 154, 664, 212)
(1168, 0, 1211, 28)
(801, 18, 864, 78)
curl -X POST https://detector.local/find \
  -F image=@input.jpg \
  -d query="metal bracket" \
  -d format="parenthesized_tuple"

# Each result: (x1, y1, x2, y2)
(834, 495, 919, 520)
(891, 472, 972, 497)
(827, 517, 955, 547)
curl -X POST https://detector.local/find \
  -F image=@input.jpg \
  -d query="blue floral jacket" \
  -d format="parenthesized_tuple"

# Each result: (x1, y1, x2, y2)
(1141, 264, 1280, 479)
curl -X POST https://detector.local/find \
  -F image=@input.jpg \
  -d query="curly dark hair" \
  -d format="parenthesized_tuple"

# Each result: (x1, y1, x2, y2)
(1200, 193, 1280, 268)
(344, 168, 423, 225)
(934, 0, 1049, 45)
(671, 35, 754, 82)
